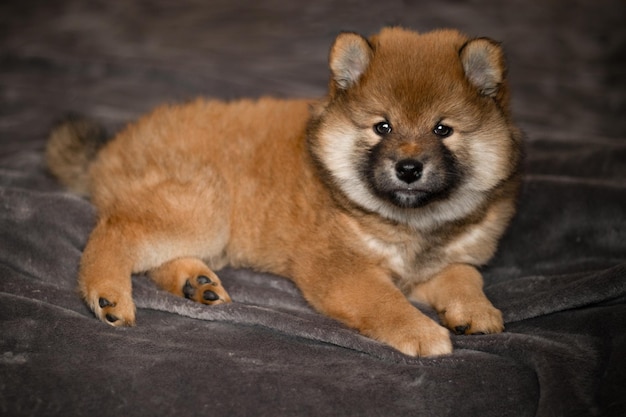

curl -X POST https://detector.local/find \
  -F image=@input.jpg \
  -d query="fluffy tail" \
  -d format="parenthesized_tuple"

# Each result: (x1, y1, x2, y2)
(45, 115, 109, 197)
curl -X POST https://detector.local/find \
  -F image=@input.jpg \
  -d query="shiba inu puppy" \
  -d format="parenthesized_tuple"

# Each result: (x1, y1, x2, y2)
(46, 27, 522, 356)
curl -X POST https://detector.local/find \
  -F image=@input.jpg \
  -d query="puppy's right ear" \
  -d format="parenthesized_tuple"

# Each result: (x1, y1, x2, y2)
(329, 32, 372, 91)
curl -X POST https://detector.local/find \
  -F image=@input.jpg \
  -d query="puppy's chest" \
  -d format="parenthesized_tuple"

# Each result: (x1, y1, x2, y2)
(357, 230, 445, 289)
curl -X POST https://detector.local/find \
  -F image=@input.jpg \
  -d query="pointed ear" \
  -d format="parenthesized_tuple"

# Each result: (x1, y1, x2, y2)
(329, 32, 373, 90)
(460, 38, 505, 97)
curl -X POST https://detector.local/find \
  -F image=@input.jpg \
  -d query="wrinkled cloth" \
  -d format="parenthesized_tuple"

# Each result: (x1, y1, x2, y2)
(1, 0, 625, 416)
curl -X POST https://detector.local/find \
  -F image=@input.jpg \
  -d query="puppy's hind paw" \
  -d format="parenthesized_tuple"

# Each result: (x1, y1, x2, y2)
(84, 290, 136, 327)
(182, 273, 231, 305)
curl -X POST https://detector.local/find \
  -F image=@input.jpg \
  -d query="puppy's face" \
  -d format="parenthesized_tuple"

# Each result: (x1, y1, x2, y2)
(358, 111, 461, 210)
(309, 28, 519, 222)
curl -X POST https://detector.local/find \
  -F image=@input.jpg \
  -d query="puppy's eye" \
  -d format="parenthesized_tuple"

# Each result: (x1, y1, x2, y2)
(433, 124, 453, 138)
(374, 121, 392, 136)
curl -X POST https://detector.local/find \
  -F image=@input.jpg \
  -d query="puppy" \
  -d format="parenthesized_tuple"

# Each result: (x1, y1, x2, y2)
(46, 27, 522, 356)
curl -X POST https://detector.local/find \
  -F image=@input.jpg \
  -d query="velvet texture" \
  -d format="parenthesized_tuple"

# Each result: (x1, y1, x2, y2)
(1, 0, 625, 416)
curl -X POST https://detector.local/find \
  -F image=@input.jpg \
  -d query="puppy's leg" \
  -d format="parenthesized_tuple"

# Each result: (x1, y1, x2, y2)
(410, 264, 504, 335)
(81, 173, 231, 325)
(80, 217, 230, 325)
(148, 257, 231, 305)
(79, 218, 140, 326)
(294, 262, 452, 357)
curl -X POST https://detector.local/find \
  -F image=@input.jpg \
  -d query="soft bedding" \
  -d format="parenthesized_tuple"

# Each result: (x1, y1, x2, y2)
(1, 0, 625, 416)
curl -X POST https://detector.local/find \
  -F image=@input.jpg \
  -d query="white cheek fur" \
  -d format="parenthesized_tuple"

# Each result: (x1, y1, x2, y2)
(445, 127, 512, 192)
(316, 123, 510, 232)
(318, 127, 380, 209)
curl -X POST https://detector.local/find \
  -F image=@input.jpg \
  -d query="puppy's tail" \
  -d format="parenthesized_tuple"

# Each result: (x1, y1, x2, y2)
(45, 115, 110, 197)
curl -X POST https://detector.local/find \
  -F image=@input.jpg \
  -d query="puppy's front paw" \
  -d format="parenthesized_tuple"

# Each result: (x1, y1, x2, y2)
(84, 289, 136, 327)
(373, 313, 453, 357)
(441, 300, 504, 335)
(394, 321, 453, 357)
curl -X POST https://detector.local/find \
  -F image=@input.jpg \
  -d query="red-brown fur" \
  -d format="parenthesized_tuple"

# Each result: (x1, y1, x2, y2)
(46, 27, 522, 356)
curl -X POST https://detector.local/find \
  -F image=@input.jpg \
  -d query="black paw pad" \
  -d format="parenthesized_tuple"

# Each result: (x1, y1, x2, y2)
(454, 325, 470, 335)
(203, 290, 219, 302)
(197, 275, 213, 285)
(183, 280, 195, 299)
(99, 297, 115, 308)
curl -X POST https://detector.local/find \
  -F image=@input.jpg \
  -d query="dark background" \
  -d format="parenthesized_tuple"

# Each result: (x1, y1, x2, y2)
(1, 1, 625, 416)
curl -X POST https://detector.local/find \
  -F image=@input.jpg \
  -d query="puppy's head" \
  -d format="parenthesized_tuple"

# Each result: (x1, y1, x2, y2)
(309, 27, 521, 224)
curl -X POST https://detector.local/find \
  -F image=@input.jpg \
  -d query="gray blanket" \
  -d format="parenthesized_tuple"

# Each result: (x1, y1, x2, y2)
(1, 1, 625, 416)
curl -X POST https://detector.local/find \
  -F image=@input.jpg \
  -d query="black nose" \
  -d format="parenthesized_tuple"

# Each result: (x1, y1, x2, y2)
(395, 159, 423, 184)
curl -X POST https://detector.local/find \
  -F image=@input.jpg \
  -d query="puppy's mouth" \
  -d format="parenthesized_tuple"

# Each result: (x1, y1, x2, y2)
(369, 169, 456, 209)
(389, 188, 433, 208)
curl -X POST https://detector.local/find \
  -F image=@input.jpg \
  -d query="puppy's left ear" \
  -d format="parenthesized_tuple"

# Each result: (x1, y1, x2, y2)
(460, 38, 505, 97)
(329, 32, 373, 91)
